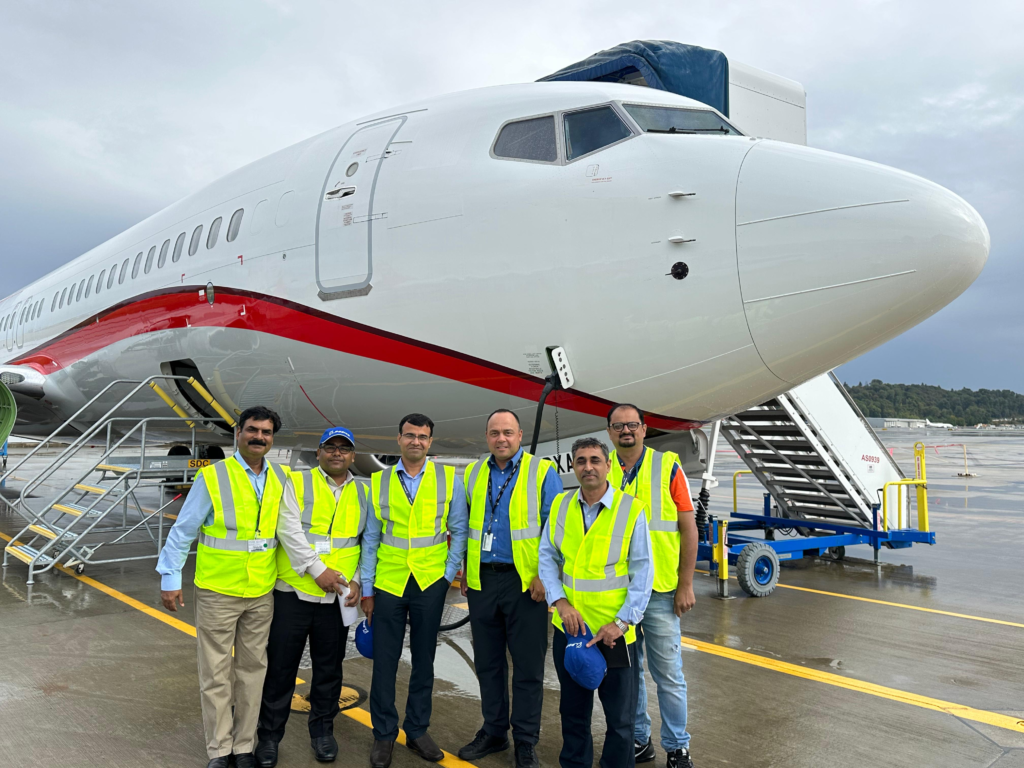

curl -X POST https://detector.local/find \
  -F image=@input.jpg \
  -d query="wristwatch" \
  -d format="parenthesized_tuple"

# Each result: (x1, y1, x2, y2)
(614, 618, 628, 633)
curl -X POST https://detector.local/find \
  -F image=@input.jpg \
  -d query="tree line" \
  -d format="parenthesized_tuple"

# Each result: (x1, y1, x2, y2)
(844, 380, 1024, 426)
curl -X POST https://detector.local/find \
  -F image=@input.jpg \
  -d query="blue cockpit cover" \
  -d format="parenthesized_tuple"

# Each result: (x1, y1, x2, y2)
(539, 40, 730, 117)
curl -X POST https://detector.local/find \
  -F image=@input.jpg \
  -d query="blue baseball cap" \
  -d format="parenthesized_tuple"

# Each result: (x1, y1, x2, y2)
(354, 619, 373, 659)
(563, 624, 606, 690)
(319, 426, 355, 447)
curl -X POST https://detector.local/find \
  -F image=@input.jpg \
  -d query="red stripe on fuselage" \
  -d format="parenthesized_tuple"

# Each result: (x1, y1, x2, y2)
(12, 286, 699, 431)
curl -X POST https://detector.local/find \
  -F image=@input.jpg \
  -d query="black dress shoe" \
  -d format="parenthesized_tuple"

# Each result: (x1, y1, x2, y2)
(311, 734, 339, 762)
(636, 738, 656, 763)
(234, 754, 257, 768)
(407, 733, 444, 762)
(371, 739, 395, 768)
(459, 728, 509, 760)
(255, 740, 278, 768)
(206, 758, 230, 768)
(514, 741, 540, 768)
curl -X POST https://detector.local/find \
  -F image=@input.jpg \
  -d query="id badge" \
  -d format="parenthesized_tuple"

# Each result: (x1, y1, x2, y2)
(314, 541, 331, 556)
(482, 532, 494, 552)
(248, 539, 269, 553)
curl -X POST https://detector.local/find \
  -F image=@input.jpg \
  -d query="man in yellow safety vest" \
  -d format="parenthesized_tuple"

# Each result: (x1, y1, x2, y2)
(607, 403, 698, 768)
(538, 436, 653, 768)
(157, 406, 289, 768)
(457, 409, 562, 768)
(360, 413, 468, 768)
(254, 426, 366, 767)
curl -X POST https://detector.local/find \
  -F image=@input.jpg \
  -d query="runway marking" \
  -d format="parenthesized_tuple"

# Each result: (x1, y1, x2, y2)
(7, 529, 1021, 738)
(694, 569, 1024, 628)
(682, 634, 1024, 734)
(0, 531, 476, 765)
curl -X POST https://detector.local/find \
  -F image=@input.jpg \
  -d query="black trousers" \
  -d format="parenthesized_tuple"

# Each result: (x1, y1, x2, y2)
(466, 564, 549, 745)
(369, 576, 448, 742)
(257, 590, 349, 743)
(552, 628, 638, 768)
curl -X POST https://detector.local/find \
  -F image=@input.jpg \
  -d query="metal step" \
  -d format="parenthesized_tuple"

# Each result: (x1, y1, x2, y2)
(5, 544, 53, 566)
(28, 524, 57, 540)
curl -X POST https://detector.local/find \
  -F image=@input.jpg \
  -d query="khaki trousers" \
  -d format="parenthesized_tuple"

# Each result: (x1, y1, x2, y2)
(195, 586, 275, 758)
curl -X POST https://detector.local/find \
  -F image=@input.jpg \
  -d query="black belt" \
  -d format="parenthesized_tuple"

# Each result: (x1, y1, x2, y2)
(480, 562, 516, 573)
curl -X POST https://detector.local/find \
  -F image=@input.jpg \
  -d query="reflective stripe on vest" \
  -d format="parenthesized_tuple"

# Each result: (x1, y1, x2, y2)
(195, 458, 286, 598)
(609, 448, 681, 592)
(277, 470, 367, 595)
(464, 452, 549, 591)
(372, 462, 454, 596)
(549, 488, 641, 643)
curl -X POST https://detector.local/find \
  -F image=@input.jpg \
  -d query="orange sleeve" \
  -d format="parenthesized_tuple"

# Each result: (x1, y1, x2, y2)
(670, 465, 694, 512)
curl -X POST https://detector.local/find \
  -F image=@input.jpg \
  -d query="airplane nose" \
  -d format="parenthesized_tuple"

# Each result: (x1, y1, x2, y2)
(735, 140, 989, 384)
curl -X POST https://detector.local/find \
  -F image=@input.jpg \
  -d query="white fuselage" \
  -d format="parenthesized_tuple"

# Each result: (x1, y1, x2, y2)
(0, 82, 990, 455)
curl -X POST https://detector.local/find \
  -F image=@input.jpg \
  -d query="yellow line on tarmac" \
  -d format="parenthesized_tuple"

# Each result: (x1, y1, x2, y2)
(695, 569, 1024, 628)
(682, 634, 1024, 734)
(0, 530, 474, 764)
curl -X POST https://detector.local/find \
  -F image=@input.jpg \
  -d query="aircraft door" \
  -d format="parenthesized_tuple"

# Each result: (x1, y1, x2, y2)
(316, 116, 405, 298)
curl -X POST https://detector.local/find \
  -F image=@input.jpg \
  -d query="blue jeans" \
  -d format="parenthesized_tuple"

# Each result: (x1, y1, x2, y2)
(635, 590, 690, 750)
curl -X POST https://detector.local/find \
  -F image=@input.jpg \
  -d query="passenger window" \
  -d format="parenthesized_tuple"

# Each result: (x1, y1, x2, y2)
(119, 258, 129, 284)
(51, 293, 59, 312)
(59, 287, 67, 308)
(132, 252, 143, 279)
(76, 279, 85, 302)
(144, 246, 156, 274)
(85, 275, 94, 298)
(189, 225, 203, 256)
(96, 270, 106, 295)
(493, 116, 558, 162)
(67, 283, 75, 306)
(157, 239, 170, 269)
(226, 209, 244, 242)
(107, 265, 117, 290)
(207, 217, 222, 249)
(563, 106, 633, 161)
(172, 232, 186, 262)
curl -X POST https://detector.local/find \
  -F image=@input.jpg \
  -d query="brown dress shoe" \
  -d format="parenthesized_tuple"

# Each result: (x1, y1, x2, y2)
(370, 739, 394, 768)
(407, 733, 444, 762)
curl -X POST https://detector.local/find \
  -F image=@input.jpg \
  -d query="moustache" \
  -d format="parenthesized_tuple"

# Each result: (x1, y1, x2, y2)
(248, 440, 267, 446)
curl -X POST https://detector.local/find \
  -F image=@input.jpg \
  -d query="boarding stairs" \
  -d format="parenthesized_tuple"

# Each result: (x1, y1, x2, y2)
(721, 372, 908, 530)
(1, 375, 236, 584)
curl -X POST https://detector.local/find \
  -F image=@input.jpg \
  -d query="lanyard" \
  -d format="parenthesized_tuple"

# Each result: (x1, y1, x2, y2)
(397, 471, 416, 505)
(249, 470, 266, 535)
(618, 448, 645, 492)
(486, 458, 520, 534)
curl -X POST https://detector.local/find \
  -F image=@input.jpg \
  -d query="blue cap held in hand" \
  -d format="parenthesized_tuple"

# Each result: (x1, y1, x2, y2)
(354, 619, 373, 659)
(563, 624, 606, 690)
(319, 426, 355, 447)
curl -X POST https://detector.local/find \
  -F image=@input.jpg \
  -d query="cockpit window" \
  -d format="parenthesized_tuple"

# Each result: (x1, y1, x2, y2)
(623, 104, 741, 135)
(493, 116, 558, 163)
(563, 106, 633, 161)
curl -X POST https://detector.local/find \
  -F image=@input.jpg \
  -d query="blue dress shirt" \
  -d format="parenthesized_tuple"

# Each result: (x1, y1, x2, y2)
(360, 459, 469, 597)
(538, 482, 654, 626)
(473, 447, 564, 565)
(155, 451, 269, 592)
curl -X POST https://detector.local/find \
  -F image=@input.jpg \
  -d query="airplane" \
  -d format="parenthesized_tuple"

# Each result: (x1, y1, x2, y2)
(0, 46, 990, 479)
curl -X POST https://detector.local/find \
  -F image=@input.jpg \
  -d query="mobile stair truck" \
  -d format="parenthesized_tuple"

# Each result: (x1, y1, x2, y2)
(543, 42, 932, 597)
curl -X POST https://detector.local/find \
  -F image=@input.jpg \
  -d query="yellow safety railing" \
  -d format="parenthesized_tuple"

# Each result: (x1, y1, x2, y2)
(732, 469, 752, 513)
(881, 441, 929, 532)
(186, 377, 237, 427)
(149, 382, 195, 428)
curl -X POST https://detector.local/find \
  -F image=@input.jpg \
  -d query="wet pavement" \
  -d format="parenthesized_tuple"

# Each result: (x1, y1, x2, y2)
(1, 434, 1023, 767)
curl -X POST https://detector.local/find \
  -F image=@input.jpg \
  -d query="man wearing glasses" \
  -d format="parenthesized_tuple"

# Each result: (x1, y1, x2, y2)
(606, 404, 698, 768)
(361, 413, 469, 768)
(255, 426, 364, 767)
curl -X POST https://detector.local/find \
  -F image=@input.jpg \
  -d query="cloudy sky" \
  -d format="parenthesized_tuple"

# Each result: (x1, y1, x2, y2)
(1, 1, 1021, 391)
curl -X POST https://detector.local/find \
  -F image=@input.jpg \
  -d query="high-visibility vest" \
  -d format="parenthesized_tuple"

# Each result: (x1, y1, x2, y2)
(609, 448, 681, 593)
(195, 458, 288, 598)
(276, 469, 367, 596)
(464, 451, 554, 591)
(371, 462, 455, 597)
(548, 487, 643, 644)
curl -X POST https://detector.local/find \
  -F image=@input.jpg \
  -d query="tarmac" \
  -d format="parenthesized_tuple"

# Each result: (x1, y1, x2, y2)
(1, 432, 1023, 767)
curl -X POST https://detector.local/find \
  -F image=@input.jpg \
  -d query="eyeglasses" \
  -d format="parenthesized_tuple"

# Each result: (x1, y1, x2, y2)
(320, 444, 354, 455)
(610, 422, 642, 433)
(400, 433, 431, 443)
